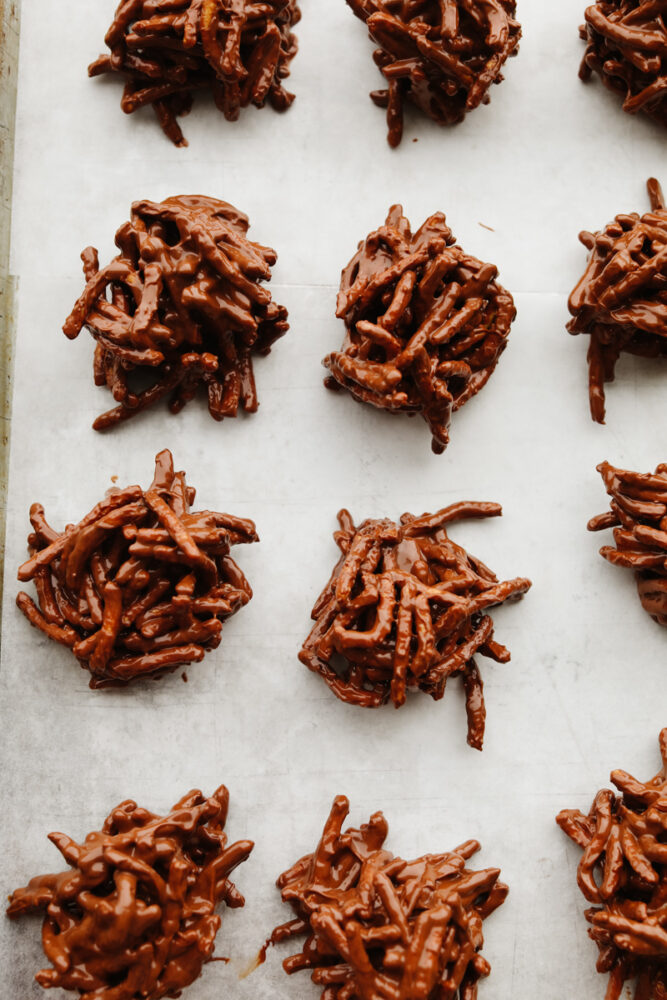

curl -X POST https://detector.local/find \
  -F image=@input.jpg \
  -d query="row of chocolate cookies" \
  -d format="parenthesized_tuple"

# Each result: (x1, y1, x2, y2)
(8, 729, 667, 1000)
(14, 445, 667, 728)
(61, 181, 667, 452)
(86, 1, 667, 147)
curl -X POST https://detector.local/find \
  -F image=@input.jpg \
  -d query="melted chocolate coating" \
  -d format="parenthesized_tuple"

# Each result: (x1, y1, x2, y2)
(7, 785, 253, 1000)
(89, 0, 301, 146)
(588, 459, 667, 625)
(579, 1, 667, 127)
(16, 449, 257, 687)
(567, 178, 667, 424)
(325, 205, 516, 454)
(346, 0, 521, 146)
(269, 795, 508, 1000)
(63, 195, 288, 431)
(556, 731, 667, 1000)
(299, 504, 531, 749)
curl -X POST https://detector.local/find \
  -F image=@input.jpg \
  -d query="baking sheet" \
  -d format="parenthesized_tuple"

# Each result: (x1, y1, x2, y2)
(1, 2, 665, 998)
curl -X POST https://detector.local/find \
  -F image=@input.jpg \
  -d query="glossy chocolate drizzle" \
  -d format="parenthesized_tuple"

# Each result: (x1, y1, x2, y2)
(16, 449, 257, 687)
(7, 785, 253, 1000)
(325, 205, 516, 454)
(579, 1, 667, 127)
(588, 459, 667, 626)
(556, 731, 667, 1000)
(567, 178, 667, 424)
(346, 0, 521, 146)
(89, 0, 301, 146)
(299, 504, 531, 749)
(268, 795, 508, 1000)
(63, 195, 288, 432)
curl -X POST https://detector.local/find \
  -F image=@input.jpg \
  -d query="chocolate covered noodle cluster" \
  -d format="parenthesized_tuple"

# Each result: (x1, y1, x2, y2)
(588, 460, 667, 626)
(346, 0, 521, 146)
(89, 0, 301, 146)
(579, 1, 667, 127)
(326, 206, 516, 454)
(556, 731, 667, 1000)
(16, 449, 257, 687)
(567, 178, 667, 424)
(270, 795, 508, 1000)
(7, 785, 253, 1000)
(64, 195, 288, 431)
(299, 503, 531, 749)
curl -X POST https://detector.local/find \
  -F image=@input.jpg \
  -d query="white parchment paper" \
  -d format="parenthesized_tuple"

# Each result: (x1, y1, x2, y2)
(1, 2, 665, 998)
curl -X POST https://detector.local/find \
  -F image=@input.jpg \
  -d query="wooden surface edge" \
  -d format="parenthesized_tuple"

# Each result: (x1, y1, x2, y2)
(0, 0, 20, 619)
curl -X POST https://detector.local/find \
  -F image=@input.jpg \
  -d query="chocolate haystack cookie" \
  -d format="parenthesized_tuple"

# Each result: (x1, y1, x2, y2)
(346, 0, 521, 146)
(89, 0, 301, 146)
(579, 1, 667, 127)
(269, 795, 508, 1000)
(588, 459, 667, 625)
(64, 195, 288, 431)
(326, 205, 516, 454)
(8, 785, 253, 1000)
(299, 504, 531, 749)
(556, 731, 667, 1000)
(16, 449, 257, 687)
(567, 178, 667, 423)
